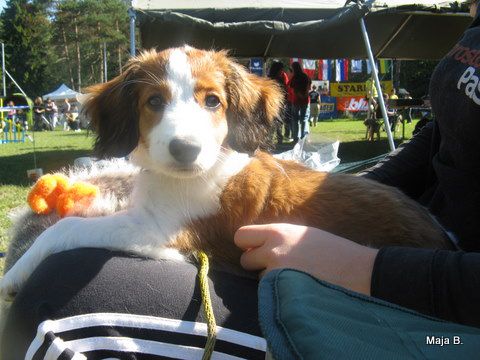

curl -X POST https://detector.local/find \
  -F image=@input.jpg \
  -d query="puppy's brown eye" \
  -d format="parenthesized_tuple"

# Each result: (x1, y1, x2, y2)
(205, 95, 220, 109)
(147, 96, 164, 110)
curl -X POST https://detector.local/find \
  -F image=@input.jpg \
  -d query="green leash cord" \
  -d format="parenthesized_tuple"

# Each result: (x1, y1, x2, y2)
(197, 251, 217, 360)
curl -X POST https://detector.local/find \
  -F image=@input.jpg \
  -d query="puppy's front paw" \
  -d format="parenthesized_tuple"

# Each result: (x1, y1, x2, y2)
(0, 268, 26, 301)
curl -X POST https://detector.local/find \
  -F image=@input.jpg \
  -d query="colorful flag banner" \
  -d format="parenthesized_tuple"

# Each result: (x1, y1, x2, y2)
(302, 59, 316, 79)
(379, 59, 390, 74)
(343, 59, 349, 81)
(351, 59, 362, 73)
(318, 59, 330, 80)
(290, 58, 301, 65)
(335, 59, 348, 82)
(335, 60, 342, 81)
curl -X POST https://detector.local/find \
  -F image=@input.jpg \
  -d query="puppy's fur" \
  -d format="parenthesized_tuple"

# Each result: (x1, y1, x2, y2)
(4, 159, 138, 273)
(1, 47, 450, 298)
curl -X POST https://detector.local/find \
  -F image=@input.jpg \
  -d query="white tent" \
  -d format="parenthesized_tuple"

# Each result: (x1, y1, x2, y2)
(43, 84, 82, 101)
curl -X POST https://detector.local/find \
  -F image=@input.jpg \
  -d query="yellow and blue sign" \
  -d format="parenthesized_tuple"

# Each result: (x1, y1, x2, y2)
(319, 96, 337, 119)
(330, 81, 393, 97)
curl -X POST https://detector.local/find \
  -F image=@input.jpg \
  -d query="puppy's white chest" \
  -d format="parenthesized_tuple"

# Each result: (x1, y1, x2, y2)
(132, 152, 251, 242)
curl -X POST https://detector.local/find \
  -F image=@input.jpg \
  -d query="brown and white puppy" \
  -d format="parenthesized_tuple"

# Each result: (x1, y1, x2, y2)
(0, 47, 450, 298)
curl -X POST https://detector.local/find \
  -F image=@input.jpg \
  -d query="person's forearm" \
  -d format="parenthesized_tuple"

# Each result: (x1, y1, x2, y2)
(235, 224, 378, 296)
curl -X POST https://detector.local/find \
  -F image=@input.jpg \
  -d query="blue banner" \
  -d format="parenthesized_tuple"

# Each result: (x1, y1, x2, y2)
(319, 96, 337, 119)
(249, 58, 263, 76)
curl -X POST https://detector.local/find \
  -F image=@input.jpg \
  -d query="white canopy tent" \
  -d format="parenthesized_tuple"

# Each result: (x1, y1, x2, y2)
(42, 84, 82, 101)
(130, 0, 471, 59)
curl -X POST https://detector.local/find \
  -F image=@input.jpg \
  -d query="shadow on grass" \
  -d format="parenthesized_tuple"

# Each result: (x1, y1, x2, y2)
(52, 132, 95, 138)
(1, 137, 405, 186)
(338, 139, 405, 163)
(32, 145, 87, 151)
(339, 140, 389, 163)
(0, 149, 94, 186)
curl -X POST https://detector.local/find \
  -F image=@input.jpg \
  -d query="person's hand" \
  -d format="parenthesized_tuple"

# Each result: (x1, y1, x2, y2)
(234, 223, 378, 295)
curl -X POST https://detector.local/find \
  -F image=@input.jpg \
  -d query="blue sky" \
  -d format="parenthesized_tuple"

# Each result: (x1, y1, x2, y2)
(0, 0, 5, 12)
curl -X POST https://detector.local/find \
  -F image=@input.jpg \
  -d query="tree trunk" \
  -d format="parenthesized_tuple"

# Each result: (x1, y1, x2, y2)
(90, 63, 96, 83)
(74, 15, 82, 91)
(116, 19, 122, 74)
(61, 28, 75, 91)
(98, 22, 104, 83)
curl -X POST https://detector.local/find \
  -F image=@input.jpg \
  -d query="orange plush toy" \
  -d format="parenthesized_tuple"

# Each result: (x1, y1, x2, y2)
(27, 174, 99, 217)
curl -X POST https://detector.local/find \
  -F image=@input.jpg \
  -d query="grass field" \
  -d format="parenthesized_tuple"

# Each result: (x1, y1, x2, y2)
(0, 129, 94, 272)
(0, 119, 418, 273)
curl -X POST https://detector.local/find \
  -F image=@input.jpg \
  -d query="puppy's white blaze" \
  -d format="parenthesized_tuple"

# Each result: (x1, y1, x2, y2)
(167, 49, 195, 100)
(147, 48, 223, 174)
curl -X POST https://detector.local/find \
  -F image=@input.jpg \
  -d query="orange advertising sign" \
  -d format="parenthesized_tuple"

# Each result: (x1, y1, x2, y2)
(337, 96, 369, 112)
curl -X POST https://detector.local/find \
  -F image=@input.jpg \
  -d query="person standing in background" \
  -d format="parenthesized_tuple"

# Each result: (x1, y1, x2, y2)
(289, 62, 311, 142)
(60, 98, 71, 131)
(365, 76, 378, 119)
(283, 66, 295, 142)
(6, 100, 16, 120)
(44, 98, 55, 129)
(33, 97, 46, 131)
(308, 85, 321, 127)
(268, 61, 289, 145)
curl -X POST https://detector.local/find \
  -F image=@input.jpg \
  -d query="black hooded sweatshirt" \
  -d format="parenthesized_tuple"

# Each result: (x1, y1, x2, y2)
(361, 14, 480, 328)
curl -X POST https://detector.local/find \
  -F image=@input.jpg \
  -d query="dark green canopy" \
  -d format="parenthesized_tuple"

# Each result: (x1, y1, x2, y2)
(132, 0, 472, 60)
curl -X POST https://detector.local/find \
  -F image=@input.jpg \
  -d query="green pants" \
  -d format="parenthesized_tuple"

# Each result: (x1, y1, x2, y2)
(258, 269, 480, 359)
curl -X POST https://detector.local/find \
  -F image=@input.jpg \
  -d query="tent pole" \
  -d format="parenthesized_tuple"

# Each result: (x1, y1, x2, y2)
(375, 14, 412, 58)
(103, 42, 108, 82)
(128, 8, 136, 57)
(263, 35, 274, 58)
(5, 69, 27, 99)
(1, 43, 5, 98)
(359, 18, 395, 152)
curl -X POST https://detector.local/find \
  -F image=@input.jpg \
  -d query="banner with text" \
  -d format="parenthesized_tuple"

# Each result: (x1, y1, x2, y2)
(330, 81, 393, 97)
(337, 96, 369, 112)
(319, 96, 337, 119)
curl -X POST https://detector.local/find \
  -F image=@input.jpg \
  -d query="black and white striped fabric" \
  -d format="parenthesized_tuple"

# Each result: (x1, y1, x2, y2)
(27, 313, 266, 359)
(1, 249, 265, 360)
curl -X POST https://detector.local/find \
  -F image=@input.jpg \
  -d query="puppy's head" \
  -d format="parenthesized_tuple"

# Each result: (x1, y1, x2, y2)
(85, 47, 283, 178)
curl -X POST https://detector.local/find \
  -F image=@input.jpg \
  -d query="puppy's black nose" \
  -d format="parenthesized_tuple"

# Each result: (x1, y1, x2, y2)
(169, 138, 202, 164)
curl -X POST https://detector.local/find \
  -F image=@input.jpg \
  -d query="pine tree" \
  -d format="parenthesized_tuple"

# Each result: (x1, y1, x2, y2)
(53, 0, 80, 90)
(52, 0, 129, 90)
(0, 0, 58, 97)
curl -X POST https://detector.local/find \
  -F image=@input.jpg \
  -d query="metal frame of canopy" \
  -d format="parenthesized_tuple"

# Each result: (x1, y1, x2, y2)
(1, 43, 29, 100)
(127, 0, 471, 152)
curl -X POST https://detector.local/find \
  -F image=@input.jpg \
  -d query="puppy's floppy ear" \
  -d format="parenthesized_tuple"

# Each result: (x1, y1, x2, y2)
(225, 61, 284, 153)
(84, 59, 142, 158)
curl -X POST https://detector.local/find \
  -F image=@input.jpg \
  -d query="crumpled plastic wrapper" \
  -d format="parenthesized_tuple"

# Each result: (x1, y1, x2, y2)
(274, 135, 340, 172)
